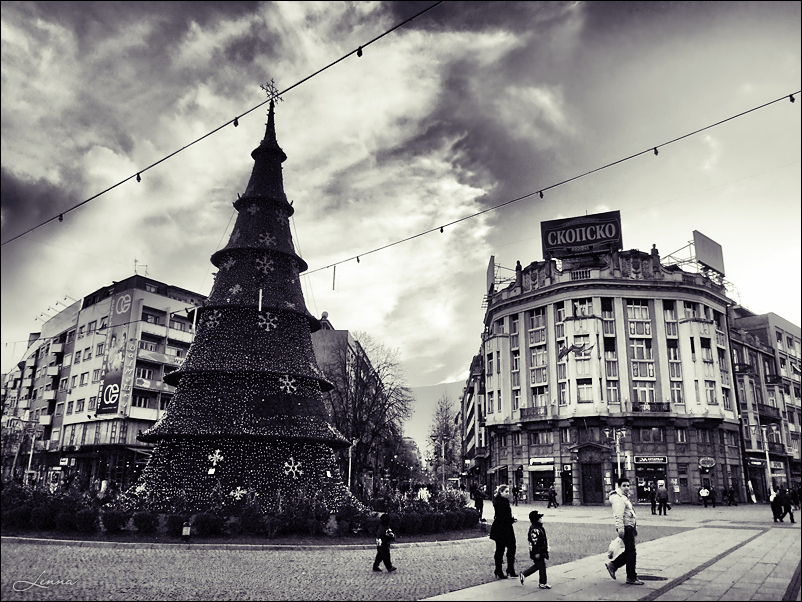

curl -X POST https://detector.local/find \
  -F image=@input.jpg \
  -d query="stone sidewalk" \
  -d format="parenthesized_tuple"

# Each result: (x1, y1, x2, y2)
(422, 525, 801, 601)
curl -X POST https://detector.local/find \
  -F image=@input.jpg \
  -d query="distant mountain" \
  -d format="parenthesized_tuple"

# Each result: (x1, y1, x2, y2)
(405, 381, 465, 460)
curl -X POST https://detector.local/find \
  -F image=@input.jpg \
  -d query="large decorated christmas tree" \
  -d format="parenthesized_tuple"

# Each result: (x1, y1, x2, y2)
(124, 93, 355, 514)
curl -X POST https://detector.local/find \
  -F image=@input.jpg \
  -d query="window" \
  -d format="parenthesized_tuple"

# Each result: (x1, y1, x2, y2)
(638, 427, 664, 443)
(677, 463, 688, 475)
(577, 379, 593, 403)
(532, 386, 548, 406)
(695, 380, 701, 404)
(51, 428, 60, 443)
(722, 388, 731, 411)
(497, 390, 501, 412)
(110, 422, 118, 445)
(671, 381, 684, 404)
(170, 319, 191, 332)
(606, 380, 620, 403)
(136, 367, 154, 380)
(145, 283, 158, 293)
(59, 378, 68, 391)
(727, 431, 738, 447)
(87, 321, 97, 335)
(604, 338, 618, 378)
(513, 432, 522, 447)
(558, 382, 567, 405)
(777, 331, 784, 349)
(64, 353, 72, 366)
(96, 342, 105, 356)
(74, 350, 82, 363)
(66, 401, 74, 415)
(487, 353, 493, 376)
(684, 301, 698, 319)
(705, 381, 717, 405)
(560, 427, 573, 444)
(554, 302, 565, 339)
(630, 338, 653, 360)
(160, 395, 172, 410)
(67, 330, 75, 343)
(487, 392, 494, 414)
(667, 340, 682, 379)
(512, 389, 520, 411)
(557, 362, 567, 380)
(99, 316, 108, 330)
(676, 428, 687, 444)
(697, 429, 712, 444)
(139, 340, 158, 352)
(83, 347, 91, 361)
(632, 381, 655, 403)
(165, 347, 186, 358)
(78, 325, 85, 338)
(574, 298, 592, 317)
(132, 394, 150, 408)
(89, 396, 97, 410)
(626, 299, 651, 335)
(75, 398, 85, 413)
(530, 431, 552, 445)
(80, 372, 89, 386)
(143, 313, 161, 325)
(71, 375, 77, 388)
(574, 334, 591, 376)
(495, 351, 500, 374)
(92, 369, 102, 382)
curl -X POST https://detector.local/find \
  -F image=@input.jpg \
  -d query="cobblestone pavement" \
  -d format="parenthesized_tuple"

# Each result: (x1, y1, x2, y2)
(1, 503, 798, 601)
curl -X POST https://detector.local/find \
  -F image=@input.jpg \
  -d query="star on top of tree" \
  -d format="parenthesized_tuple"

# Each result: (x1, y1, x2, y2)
(260, 78, 283, 103)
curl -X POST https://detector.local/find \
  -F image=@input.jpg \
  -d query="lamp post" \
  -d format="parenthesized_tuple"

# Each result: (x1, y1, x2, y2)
(441, 439, 446, 490)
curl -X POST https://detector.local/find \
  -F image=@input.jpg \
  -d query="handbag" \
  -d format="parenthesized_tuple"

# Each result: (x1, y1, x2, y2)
(607, 537, 625, 560)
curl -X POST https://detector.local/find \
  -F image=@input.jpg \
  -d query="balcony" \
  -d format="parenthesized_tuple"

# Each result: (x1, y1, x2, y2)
(632, 401, 671, 413)
(46, 366, 59, 377)
(734, 363, 753, 375)
(765, 374, 783, 386)
(756, 403, 781, 421)
(50, 343, 63, 354)
(26, 356, 36, 366)
(22, 378, 33, 388)
(520, 406, 551, 422)
(129, 406, 160, 421)
(42, 391, 55, 401)
(38, 415, 52, 425)
(167, 327, 193, 344)
(141, 321, 168, 338)
(474, 446, 488, 458)
(134, 377, 174, 393)
(47, 440, 60, 451)
(767, 441, 785, 454)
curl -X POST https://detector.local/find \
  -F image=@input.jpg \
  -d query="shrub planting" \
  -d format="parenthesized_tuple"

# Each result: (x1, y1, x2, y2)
(132, 511, 158, 534)
(75, 508, 99, 533)
(55, 510, 77, 532)
(30, 506, 55, 531)
(166, 514, 189, 537)
(4, 505, 32, 530)
(193, 513, 224, 537)
(102, 509, 129, 533)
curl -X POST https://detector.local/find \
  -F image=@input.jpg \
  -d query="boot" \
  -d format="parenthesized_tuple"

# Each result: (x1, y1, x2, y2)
(507, 563, 518, 577)
(495, 562, 507, 579)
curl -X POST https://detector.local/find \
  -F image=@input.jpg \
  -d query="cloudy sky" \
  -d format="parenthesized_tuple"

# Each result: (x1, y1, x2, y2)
(2, 2, 800, 408)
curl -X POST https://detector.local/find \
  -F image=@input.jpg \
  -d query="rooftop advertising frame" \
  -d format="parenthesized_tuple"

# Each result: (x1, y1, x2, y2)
(541, 210, 623, 259)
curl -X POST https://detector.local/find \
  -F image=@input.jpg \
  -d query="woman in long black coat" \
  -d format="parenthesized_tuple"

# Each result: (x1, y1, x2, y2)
(489, 484, 517, 578)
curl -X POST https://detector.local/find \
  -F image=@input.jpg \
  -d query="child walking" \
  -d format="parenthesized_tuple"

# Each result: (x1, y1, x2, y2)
(372, 513, 397, 572)
(520, 510, 551, 589)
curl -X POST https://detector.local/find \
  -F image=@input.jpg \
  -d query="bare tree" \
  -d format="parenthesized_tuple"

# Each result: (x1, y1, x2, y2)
(427, 393, 461, 486)
(318, 331, 413, 491)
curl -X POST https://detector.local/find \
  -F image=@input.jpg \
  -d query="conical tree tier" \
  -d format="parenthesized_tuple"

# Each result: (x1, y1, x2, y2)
(130, 438, 352, 513)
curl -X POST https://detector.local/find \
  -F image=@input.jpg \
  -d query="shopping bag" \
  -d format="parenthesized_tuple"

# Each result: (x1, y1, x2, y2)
(607, 537, 625, 560)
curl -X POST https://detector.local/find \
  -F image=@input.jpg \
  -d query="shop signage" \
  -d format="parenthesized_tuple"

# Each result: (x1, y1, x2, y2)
(770, 461, 785, 470)
(634, 456, 667, 464)
(59, 458, 68, 466)
(698, 457, 716, 468)
(748, 460, 764, 466)
(541, 210, 623, 259)
(563, 464, 572, 472)
(52, 466, 61, 471)
(529, 457, 554, 466)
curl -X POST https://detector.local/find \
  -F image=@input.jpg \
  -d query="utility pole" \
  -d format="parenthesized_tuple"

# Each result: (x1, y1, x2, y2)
(441, 438, 446, 490)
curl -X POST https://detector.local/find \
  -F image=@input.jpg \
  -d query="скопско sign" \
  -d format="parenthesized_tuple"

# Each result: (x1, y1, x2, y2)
(541, 210, 623, 259)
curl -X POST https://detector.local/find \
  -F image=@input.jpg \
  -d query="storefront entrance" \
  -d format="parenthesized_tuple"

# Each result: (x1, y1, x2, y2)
(635, 458, 667, 503)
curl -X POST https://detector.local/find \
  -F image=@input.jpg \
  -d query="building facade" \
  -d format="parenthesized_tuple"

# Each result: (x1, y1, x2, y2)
(1, 275, 205, 490)
(471, 237, 748, 506)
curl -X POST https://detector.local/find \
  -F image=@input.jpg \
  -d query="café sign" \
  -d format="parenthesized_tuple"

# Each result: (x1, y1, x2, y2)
(698, 457, 716, 469)
(541, 210, 623, 259)
(634, 456, 667, 464)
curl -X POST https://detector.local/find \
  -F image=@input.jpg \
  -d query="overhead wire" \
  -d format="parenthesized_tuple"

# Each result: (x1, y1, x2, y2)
(0, 1, 445, 248)
(305, 91, 801, 276)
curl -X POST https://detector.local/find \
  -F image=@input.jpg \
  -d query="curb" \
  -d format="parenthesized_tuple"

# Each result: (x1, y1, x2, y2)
(1, 534, 488, 551)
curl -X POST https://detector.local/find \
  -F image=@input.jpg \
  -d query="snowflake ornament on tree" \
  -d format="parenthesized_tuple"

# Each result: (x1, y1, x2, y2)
(257, 312, 279, 331)
(284, 457, 304, 479)
(255, 256, 274, 274)
(247, 204, 260, 215)
(259, 232, 276, 247)
(279, 374, 297, 393)
(230, 486, 247, 500)
(228, 284, 243, 296)
(204, 310, 222, 329)
(221, 257, 236, 270)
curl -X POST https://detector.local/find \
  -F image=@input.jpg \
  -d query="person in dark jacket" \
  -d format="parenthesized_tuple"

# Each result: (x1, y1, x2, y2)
(547, 484, 559, 508)
(474, 485, 486, 520)
(489, 484, 517, 579)
(649, 483, 657, 515)
(709, 486, 717, 508)
(778, 488, 795, 524)
(372, 513, 397, 572)
(656, 482, 669, 515)
(519, 510, 551, 589)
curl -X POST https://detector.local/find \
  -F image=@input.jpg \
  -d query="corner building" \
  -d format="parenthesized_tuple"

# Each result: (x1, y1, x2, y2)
(481, 244, 742, 505)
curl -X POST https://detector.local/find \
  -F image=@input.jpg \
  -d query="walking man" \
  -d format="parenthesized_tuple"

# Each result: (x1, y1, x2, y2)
(605, 477, 643, 585)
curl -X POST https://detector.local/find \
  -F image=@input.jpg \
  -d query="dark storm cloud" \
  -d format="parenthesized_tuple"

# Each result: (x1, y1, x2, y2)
(0, 168, 82, 241)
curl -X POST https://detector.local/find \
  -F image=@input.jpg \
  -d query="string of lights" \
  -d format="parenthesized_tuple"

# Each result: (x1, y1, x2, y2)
(306, 91, 799, 276)
(0, 1, 445, 248)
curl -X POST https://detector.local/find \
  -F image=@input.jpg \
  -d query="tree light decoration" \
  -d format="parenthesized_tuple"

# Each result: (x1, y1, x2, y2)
(121, 99, 357, 514)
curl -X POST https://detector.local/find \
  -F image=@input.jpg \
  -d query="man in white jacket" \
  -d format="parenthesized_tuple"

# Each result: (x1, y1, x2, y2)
(605, 477, 644, 585)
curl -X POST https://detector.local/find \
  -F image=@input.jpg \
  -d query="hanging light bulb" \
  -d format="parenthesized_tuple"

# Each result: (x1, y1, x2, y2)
(357, 46, 363, 58)
(357, 256, 360, 263)
(440, 226, 444, 233)
(233, 117, 239, 127)
(539, 191, 543, 199)
(791, 94, 796, 103)
(58, 214, 63, 222)
(137, 173, 141, 182)
(654, 148, 659, 156)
